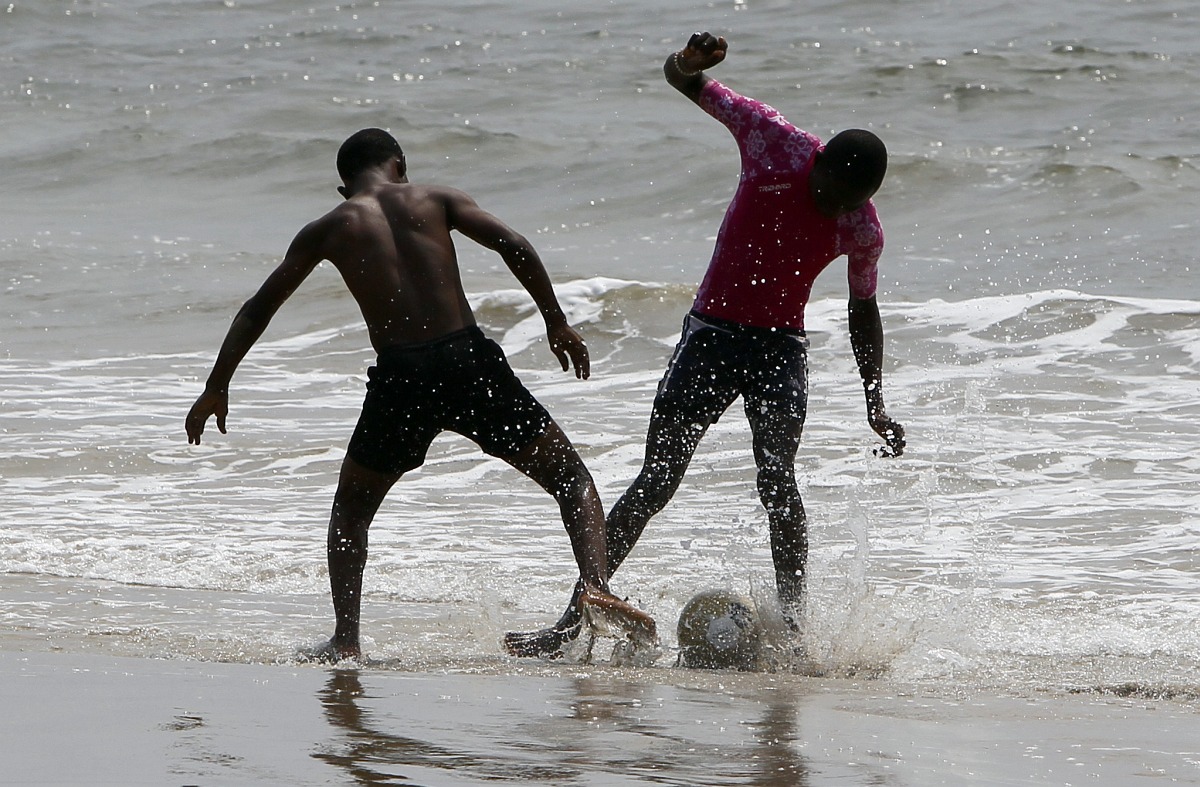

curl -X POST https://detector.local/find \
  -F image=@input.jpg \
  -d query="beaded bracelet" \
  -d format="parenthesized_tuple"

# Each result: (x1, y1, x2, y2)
(672, 51, 699, 77)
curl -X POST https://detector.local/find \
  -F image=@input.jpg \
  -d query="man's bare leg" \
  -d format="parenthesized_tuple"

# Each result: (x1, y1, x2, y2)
(505, 411, 705, 657)
(315, 455, 401, 661)
(501, 420, 656, 656)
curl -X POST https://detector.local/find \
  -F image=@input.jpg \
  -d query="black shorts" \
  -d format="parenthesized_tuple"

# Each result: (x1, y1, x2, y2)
(654, 310, 809, 427)
(346, 326, 553, 475)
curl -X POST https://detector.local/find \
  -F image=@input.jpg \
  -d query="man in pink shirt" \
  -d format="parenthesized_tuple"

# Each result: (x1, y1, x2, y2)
(507, 32, 905, 659)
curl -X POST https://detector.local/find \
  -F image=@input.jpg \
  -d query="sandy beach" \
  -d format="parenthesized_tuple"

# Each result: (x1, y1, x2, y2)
(4, 646, 1199, 786)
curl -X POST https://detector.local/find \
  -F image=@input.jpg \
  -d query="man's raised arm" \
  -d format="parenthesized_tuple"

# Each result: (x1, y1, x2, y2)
(663, 32, 728, 103)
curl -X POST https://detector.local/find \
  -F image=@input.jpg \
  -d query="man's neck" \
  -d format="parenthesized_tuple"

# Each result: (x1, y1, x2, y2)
(343, 162, 407, 198)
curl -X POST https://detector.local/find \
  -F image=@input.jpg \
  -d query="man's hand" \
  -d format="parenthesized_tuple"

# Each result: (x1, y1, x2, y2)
(678, 31, 728, 73)
(547, 322, 590, 380)
(186, 388, 229, 445)
(868, 405, 906, 458)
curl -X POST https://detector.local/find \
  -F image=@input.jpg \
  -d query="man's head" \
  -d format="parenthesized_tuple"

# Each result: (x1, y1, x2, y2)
(810, 129, 887, 217)
(337, 128, 405, 184)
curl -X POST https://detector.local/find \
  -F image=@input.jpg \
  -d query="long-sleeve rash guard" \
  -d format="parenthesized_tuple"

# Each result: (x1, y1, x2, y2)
(691, 79, 884, 331)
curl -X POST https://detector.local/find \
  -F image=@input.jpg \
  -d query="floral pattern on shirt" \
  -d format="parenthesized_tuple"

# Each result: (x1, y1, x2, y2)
(692, 79, 885, 327)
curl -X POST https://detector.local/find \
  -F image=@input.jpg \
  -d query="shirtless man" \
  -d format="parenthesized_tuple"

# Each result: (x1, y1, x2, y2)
(506, 33, 905, 658)
(186, 128, 654, 660)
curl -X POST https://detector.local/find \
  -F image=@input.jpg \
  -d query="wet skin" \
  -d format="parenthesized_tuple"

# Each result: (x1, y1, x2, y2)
(187, 152, 655, 660)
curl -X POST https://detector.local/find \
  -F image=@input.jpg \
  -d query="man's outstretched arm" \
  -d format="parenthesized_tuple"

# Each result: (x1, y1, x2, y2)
(663, 31, 727, 103)
(185, 222, 326, 444)
(848, 293, 906, 457)
(447, 191, 591, 379)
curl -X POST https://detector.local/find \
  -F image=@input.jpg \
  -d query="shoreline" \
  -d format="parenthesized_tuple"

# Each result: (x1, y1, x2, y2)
(5, 647, 1199, 786)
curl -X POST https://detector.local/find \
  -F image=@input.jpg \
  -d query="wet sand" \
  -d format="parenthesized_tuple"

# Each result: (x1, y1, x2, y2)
(4, 648, 1199, 786)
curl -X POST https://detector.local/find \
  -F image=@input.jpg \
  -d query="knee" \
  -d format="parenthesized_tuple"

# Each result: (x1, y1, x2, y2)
(333, 482, 381, 520)
(330, 477, 390, 543)
(756, 462, 797, 505)
(546, 457, 597, 504)
(334, 458, 397, 515)
(628, 460, 684, 513)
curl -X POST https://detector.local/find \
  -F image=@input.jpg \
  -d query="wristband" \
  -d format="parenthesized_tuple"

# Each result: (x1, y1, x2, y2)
(672, 52, 699, 77)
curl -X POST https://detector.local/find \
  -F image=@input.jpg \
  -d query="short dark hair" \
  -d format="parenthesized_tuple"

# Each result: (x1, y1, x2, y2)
(822, 129, 887, 194)
(337, 128, 403, 181)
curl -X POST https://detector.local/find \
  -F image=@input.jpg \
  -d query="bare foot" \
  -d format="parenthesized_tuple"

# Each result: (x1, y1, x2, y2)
(297, 635, 362, 663)
(503, 621, 583, 659)
(578, 587, 657, 647)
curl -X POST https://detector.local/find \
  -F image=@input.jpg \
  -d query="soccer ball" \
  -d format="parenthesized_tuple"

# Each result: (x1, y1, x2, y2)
(676, 589, 763, 670)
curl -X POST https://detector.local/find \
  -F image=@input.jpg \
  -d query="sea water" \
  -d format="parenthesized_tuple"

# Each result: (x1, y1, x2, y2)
(2, 0, 1198, 698)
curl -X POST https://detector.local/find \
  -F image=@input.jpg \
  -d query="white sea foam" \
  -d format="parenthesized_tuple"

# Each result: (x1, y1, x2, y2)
(2, 284, 1197, 688)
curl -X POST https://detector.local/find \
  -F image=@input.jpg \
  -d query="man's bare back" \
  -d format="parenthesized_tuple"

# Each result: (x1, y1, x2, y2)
(316, 182, 478, 349)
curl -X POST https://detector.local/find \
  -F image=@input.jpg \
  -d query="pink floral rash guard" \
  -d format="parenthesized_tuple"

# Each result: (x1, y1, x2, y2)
(691, 79, 884, 331)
